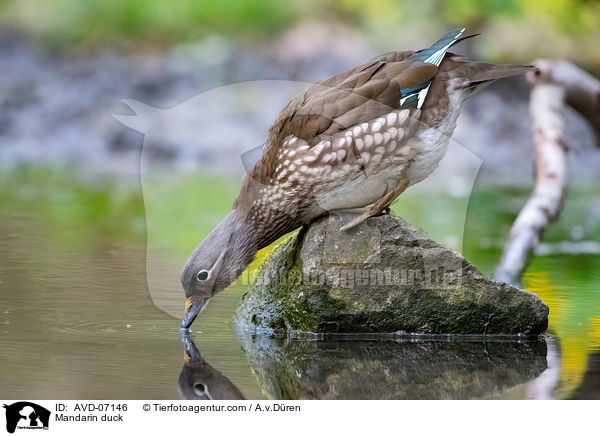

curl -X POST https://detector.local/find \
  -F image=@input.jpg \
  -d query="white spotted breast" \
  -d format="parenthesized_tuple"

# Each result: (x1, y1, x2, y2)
(268, 108, 421, 212)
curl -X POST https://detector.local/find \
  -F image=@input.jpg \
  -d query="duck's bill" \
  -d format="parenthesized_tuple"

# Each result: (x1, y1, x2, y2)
(180, 335, 202, 363)
(181, 296, 208, 329)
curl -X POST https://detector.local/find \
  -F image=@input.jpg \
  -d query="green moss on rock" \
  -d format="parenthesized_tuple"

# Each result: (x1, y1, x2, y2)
(234, 214, 549, 335)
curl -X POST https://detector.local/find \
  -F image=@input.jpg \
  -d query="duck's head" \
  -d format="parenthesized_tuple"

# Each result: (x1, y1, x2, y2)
(178, 334, 245, 400)
(180, 211, 238, 328)
(180, 210, 259, 328)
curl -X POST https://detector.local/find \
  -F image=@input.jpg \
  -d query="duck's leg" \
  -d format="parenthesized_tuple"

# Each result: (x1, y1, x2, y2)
(331, 207, 370, 229)
(339, 177, 409, 231)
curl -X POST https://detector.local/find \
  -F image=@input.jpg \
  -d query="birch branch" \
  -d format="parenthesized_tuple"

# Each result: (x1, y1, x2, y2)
(495, 65, 568, 285)
(496, 60, 600, 285)
(532, 60, 600, 136)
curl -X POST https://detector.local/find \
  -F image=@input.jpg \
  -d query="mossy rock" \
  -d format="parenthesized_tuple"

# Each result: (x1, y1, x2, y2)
(234, 214, 549, 335)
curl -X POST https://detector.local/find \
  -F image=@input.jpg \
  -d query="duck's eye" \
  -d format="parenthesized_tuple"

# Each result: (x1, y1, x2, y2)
(196, 270, 210, 281)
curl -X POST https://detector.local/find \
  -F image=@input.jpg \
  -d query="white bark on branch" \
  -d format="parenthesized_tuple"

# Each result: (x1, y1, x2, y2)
(532, 60, 600, 135)
(496, 60, 600, 285)
(495, 82, 567, 285)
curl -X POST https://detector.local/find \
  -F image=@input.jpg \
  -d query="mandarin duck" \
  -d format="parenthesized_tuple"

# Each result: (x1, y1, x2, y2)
(181, 28, 533, 328)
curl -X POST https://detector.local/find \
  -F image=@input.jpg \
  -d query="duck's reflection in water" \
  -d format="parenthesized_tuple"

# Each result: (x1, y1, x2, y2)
(238, 335, 550, 400)
(178, 333, 557, 400)
(178, 335, 245, 400)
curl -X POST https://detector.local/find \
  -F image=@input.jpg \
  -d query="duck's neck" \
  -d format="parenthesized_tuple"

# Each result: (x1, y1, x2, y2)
(218, 208, 295, 288)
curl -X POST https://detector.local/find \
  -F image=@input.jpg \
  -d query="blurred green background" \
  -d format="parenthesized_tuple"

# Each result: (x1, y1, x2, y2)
(2, 0, 600, 66)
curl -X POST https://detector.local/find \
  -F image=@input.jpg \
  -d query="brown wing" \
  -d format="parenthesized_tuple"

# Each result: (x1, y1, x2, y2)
(269, 54, 437, 143)
(235, 51, 438, 211)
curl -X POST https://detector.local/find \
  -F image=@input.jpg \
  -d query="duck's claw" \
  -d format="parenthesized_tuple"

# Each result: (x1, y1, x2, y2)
(331, 208, 369, 231)
(339, 212, 372, 231)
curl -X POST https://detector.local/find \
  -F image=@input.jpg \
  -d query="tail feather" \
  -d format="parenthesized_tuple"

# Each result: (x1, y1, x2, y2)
(401, 28, 531, 108)
(406, 28, 467, 109)
(413, 28, 466, 66)
(468, 63, 536, 83)
(454, 33, 481, 45)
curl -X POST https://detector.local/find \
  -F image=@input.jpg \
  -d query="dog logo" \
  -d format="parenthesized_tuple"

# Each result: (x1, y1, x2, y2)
(3, 402, 50, 434)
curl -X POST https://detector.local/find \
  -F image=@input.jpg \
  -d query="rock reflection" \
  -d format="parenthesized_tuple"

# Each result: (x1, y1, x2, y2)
(178, 335, 245, 400)
(239, 335, 548, 400)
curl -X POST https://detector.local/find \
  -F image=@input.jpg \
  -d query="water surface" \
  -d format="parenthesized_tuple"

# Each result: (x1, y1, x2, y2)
(1, 168, 599, 399)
